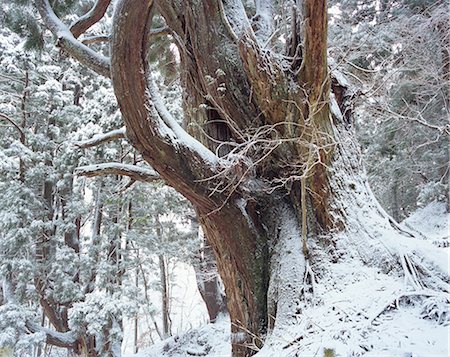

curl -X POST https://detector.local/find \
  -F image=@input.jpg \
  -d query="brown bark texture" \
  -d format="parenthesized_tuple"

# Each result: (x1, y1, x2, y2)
(109, 1, 334, 356)
(37, 1, 448, 356)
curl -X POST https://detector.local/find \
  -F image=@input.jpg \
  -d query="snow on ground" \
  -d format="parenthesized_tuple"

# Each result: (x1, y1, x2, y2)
(122, 263, 209, 354)
(258, 259, 449, 357)
(126, 317, 230, 357)
(126, 203, 449, 356)
(401, 201, 449, 243)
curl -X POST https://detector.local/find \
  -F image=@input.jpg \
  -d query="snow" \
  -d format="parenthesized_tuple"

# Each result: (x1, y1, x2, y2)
(402, 201, 449, 242)
(258, 258, 449, 357)
(123, 202, 449, 357)
(126, 317, 230, 357)
(147, 81, 219, 167)
(125, 258, 449, 356)
(76, 162, 159, 178)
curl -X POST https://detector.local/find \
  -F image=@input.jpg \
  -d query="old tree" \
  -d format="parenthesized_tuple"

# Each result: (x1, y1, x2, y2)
(34, 0, 448, 356)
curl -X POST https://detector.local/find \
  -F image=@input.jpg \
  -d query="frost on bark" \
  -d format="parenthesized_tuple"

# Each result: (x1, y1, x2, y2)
(37, 0, 450, 356)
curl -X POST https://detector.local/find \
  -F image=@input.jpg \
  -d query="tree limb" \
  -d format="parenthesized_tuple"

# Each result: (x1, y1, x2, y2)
(26, 322, 78, 348)
(75, 163, 161, 184)
(36, 0, 111, 78)
(70, 0, 111, 39)
(82, 34, 110, 45)
(74, 127, 126, 148)
(300, 0, 329, 101)
(149, 26, 171, 38)
(0, 113, 25, 139)
(111, 0, 220, 210)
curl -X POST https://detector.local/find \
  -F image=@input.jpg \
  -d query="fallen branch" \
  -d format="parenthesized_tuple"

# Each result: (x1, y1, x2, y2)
(369, 289, 450, 324)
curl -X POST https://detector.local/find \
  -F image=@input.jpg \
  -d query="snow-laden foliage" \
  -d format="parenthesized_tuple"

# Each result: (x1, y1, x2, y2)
(329, 0, 449, 220)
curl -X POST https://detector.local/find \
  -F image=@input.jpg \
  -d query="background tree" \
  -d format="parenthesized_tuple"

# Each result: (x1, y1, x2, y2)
(329, 0, 449, 219)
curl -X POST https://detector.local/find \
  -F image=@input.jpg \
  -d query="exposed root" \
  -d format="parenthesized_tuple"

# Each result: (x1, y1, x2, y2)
(302, 259, 316, 296)
(231, 320, 264, 353)
(399, 253, 424, 290)
(369, 290, 450, 325)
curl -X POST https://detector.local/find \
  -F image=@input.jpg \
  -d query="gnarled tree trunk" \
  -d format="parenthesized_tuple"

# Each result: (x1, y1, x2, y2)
(36, 0, 450, 356)
(108, 1, 449, 356)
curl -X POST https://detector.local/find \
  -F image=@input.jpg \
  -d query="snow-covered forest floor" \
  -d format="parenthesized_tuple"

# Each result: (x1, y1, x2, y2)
(125, 202, 449, 357)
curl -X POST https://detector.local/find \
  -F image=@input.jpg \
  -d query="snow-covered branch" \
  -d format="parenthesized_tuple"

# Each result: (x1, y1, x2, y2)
(26, 322, 78, 348)
(74, 127, 126, 148)
(69, 0, 111, 39)
(111, 0, 220, 210)
(75, 163, 161, 183)
(36, 0, 111, 78)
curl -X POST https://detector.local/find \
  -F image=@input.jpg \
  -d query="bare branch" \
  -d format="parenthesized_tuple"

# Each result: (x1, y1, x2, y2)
(36, 0, 111, 78)
(149, 26, 171, 38)
(74, 127, 126, 148)
(75, 163, 161, 184)
(82, 35, 110, 45)
(0, 113, 24, 139)
(70, 0, 111, 39)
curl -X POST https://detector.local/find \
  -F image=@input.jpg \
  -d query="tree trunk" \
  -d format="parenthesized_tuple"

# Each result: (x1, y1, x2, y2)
(158, 254, 171, 339)
(34, 0, 450, 354)
(193, 238, 227, 323)
(107, 1, 450, 356)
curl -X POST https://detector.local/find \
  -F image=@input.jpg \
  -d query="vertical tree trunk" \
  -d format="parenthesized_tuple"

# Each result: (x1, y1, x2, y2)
(108, 1, 449, 356)
(158, 254, 171, 339)
(156, 215, 171, 338)
(193, 238, 227, 323)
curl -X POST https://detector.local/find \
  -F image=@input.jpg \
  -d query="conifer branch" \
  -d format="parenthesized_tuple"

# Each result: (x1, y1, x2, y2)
(76, 163, 161, 184)
(26, 322, 79, 348)
(70, 0, 111, 39)
(74, 127, 126, 148)
(0, 113, 24, 138)
(36, 0, 111, 78)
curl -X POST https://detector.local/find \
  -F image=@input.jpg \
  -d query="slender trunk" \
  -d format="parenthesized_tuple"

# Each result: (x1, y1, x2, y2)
(134, 268, 139, 354)
(391, 172, 400, 222)
(158, 254, 170, 339)
(193, 238, 227, 323)
(19, 69, 29, 182)
(156, 214, 171, 338)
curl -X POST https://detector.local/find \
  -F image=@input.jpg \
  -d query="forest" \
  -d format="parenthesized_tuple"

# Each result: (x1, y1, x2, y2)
(0, 0, 448, 356)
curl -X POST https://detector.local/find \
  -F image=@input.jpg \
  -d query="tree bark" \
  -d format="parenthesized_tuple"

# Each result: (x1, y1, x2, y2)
(37, 1, 450, 356)
(193, 238, 227, 323)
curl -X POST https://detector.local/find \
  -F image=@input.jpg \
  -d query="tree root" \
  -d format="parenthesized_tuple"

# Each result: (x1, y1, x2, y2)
(304, 259, 316, 292)
(369, 289, 450, 325)
(399, 253, 424, 290)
